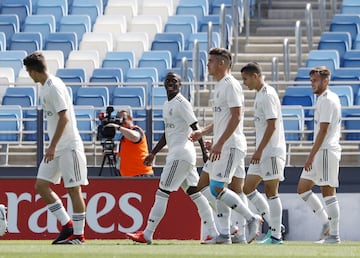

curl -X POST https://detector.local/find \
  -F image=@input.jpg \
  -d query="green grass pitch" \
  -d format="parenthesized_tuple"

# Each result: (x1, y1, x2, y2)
(0, 240, 359, 258)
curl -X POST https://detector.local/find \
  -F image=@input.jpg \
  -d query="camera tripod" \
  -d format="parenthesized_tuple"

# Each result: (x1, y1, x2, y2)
(98, 140, 120, 176)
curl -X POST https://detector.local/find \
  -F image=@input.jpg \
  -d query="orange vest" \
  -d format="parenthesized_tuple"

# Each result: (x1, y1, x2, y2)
(118, 126, 153, 177)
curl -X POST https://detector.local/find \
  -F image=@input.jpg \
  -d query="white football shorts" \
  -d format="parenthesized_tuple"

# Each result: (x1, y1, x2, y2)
(207, 148, 246, 184)
(300, 149, 340, 187)
(37, 149, 88, 188)
(247, 156, 285, 181)
(159, 159, 199, 192)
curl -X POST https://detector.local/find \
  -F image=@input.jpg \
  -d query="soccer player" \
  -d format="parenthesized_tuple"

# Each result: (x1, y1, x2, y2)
(297, 66, 341, 244)
(23, 52, 88, 244)
(0, 204, 7, 236)
(190, 48, 262, 244)
(125, 72, 219, 244)
(241, 62, 286, 244)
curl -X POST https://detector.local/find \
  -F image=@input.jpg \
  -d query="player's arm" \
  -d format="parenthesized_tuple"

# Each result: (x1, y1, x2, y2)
(304, 122, 329, 171)
(144, 133, 167, 166)
(251, 118, 276, 163)
(190, 122, 208, 163)
(189, 123, 213, 142)
(210, 106, 241, 161)
(45, 109, 68, 163)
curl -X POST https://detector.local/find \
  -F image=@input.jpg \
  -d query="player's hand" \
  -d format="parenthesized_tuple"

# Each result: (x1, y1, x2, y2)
(189, 130, 202, 142)
(144, 153, 155, 166)
(44, 146, 56, 163)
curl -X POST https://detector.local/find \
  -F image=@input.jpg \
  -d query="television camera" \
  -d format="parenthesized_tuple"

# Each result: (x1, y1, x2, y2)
(97, 106, 122, 176)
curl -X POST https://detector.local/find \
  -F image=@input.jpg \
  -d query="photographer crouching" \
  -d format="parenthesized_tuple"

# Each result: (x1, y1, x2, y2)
(104, 109, 154, 177)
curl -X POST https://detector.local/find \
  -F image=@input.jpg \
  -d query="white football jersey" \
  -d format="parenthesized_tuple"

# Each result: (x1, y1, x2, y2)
(314, 89, 341, 151)
(163, 93, 197, 165)
(212, 74, 247, 152)
(40, 75, 83, 154)
(253, 84, 286, 160)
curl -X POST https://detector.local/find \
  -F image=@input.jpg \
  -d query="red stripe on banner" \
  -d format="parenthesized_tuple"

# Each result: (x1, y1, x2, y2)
(0, 178, 200, 240)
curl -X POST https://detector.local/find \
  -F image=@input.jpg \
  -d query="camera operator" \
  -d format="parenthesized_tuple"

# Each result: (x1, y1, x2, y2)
(105, 109, 154, 177)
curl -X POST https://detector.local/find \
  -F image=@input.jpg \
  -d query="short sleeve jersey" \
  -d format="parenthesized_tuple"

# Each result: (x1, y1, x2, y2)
(40, 75, 83, 154)
(163, 93, 197, 165)
(253, 84, 286, 160)
(212, 74, 247, 152)
(314, 89, 341, 151)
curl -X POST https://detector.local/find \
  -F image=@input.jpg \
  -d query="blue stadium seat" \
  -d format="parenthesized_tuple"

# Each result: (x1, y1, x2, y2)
(75, 86, 109, 107)
(112, 86, 145, 107)
(45, 32, 78, 62)
(0, 50, 27, 78)
(23, 15, 56, 47)
(210, 0, 234, 15)
(199, 14, 232, 48)
(330, 85, 353, 117)
(0, 14, 19, 50)
(330, 21, 360, 47)
(294, 67, 313, 82)
(282, 86, 315, 140)
(151, 33, 185, 65)
(138, 51, 172, 81)
(318, 32, 352, 66)
(56, 68, 86, 100)
(305, 50, 340, 73)
(341, 3, 360, 14)
(0, 32, 6, 51)
(0, 105, 22, 141)
(344, 113, 360, 140)
(36, 0, 68, 29)
(125, 67, 158, 105)
(70, 0, 103, 26)
(282, 105, 305, 141)
(74, 107, 94, 142)
(89, 67, 123, 97)
(175, 50, 207, 81)
(58, 14, 91, 45)
(176, 0, 209, 27)
(1, 86, 36, 107)
(164, 67, 194, 82)
(187, 32, 220, 52)
(343, 50, 360, 67)
(332, 67, 360, 100)
(102, 51, 135, 80)
(10, 32, 42, 53)
(164, 15, 197, 49)
(0, 0, 31, 30)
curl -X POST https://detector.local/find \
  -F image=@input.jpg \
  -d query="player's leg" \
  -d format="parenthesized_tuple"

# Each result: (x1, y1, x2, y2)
(56, 149, 88, 245)
(229, 170, 247, 244)
(185, 167, 219, 244)
(127, 159, 188, 244)
(210, 148, 263, 243)
(318, 149, 341, 244)
(257, 157, 285, 244)
(298, 151, 330, 241)
(35, 158, 74, 244)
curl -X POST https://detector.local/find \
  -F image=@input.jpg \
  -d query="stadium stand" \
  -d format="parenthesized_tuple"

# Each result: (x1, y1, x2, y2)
(10, 32, 42, 54)
(58, 14, 91, 46)
(0, 14, 19, 50)
(36, 0, 68, 29)
(101, 51, 135, 80)
(0, 0, 31, 30)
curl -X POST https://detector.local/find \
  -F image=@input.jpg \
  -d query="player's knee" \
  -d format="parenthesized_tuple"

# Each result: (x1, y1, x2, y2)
(209, 180, 225, 198)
